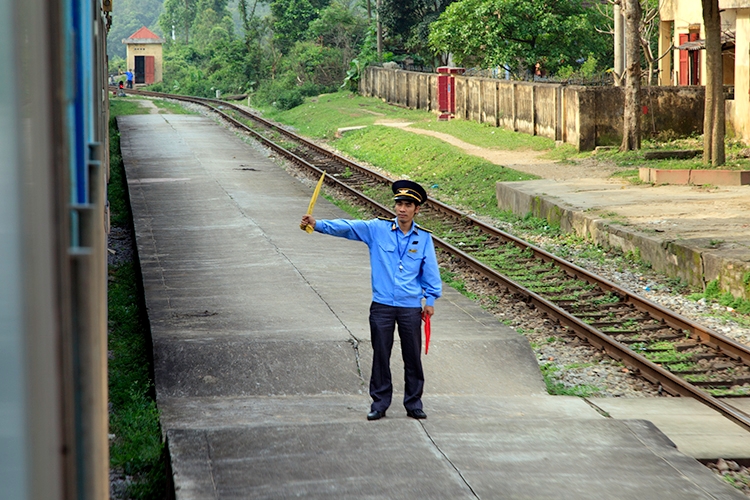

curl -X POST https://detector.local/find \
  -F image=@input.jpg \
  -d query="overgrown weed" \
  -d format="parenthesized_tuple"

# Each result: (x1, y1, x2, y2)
(108, 99, 167, 498)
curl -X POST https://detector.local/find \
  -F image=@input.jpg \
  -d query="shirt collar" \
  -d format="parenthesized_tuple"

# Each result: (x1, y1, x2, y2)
(391, 219, 419, 234)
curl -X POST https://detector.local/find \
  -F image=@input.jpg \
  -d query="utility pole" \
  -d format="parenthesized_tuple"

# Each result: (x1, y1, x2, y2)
(376, 0, 382, 61)
(614, 0, 625, 86)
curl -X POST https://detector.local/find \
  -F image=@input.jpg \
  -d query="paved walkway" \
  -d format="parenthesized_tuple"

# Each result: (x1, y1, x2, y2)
(119, 113, 746, 499)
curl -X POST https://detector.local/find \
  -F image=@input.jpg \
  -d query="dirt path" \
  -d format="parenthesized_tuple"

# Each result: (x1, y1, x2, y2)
(376, 120, 621, 180)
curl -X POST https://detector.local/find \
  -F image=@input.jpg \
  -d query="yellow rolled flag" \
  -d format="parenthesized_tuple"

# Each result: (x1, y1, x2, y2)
(300, 171, 325, 233)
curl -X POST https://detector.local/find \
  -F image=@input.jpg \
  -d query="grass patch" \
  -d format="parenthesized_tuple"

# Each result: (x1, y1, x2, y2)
(630, 341, 693, 363)
(334, 125, 538, 210)
(255, 91, 434, 139)
(609, 168, 642, 184)
(687, 279, 750, 323)
(108, 101, 166, 498)
(110, 98, 150, 116)
(108, 265, 165, 497)
(540, 143, 585, 162)
(321, 194, 371, 220)
(440, 269, 480, 300)
(590, 137, 750, 171)
(108, 117, 129, 228)
(540, 363, 601, 397)
(410, 119, 555, 151)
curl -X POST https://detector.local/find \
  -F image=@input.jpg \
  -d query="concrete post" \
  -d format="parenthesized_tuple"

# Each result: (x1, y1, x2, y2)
(577, 88, 597, 150)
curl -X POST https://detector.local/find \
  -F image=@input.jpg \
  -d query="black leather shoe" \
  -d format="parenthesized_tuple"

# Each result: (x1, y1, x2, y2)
(367, 410, 386, 421)
(406, 408, 427, 420)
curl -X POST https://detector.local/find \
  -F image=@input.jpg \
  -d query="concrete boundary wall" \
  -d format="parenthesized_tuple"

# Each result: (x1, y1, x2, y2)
(496, 182, 750, 300)
(360, 66, 705, 151)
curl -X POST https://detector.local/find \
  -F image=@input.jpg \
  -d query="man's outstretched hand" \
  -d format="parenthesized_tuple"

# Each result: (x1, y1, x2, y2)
(300, 214, 316, 231)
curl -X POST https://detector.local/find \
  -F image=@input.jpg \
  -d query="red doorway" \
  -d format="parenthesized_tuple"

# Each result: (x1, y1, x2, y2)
(678, 33, 701, 85)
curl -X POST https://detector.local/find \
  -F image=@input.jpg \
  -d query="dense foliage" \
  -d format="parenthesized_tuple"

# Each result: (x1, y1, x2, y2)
(109, 0, 622, 106)
(428, 0, 612, 76)
(379, 0, 454, 58)
(149, 0, 370, 106)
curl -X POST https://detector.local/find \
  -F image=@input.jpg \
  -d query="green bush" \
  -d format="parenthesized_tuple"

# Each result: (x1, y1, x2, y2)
(689, 279, 750, 315)
(146, 82, 168, 93)
(274, 89, 305, 110)
(299, 81, 337, 97)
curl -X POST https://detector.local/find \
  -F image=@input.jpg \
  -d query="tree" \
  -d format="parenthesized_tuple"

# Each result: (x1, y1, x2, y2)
(238, 0, 262, 43)
(238, 0, 266, 81)
(638, 0, 660, 85)
(159, 0, 198, 44)
(596, 0, 659, 85)
(702, 0, 725, 166)
(620, 0, 641, 151)
(191, 0, 235, 52)
(157, 0, 268, 96)
(307, 3, 368, 58)
(270, 0, 322, 53)
(379, 0, 453, 55)
(428, 0, 610, 76)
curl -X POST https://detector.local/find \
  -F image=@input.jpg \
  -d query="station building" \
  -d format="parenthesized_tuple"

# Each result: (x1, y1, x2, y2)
(122, 26, 164, 85)
(658, 0, 750, 143)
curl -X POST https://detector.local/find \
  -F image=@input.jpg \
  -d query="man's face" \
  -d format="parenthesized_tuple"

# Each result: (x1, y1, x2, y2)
(395, 200, 419, 224)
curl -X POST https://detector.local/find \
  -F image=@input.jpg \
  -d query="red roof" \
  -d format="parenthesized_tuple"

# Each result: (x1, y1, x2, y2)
(127, 26, 160, 40)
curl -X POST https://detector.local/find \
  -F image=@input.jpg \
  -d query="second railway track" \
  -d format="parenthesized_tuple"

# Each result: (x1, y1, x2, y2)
(126, 88, 750, 431)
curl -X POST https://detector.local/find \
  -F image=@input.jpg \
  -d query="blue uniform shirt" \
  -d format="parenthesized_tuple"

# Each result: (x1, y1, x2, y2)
(314, 218, 442, 308)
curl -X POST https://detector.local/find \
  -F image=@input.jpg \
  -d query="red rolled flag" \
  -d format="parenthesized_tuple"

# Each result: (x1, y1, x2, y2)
(422, 312, 431, 355)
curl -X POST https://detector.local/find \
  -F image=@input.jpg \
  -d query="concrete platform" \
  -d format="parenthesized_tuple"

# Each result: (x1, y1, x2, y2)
(496, 178, 750, 299)
(592, 398, 750, 460)
(119, 114, 747, 499)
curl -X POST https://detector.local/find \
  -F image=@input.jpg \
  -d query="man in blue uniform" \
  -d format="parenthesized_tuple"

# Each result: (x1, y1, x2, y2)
(300, 180, 442, 420)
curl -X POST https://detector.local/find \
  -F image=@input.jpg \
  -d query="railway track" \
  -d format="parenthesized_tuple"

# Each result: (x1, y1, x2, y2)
(124, 88, 750, 431)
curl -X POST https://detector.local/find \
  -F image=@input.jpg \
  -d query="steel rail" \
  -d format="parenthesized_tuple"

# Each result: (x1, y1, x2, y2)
(434, 240, 750, 432)
(427, 197, 750, 366)
(128, 89, 387, 185)
(123, 88, 750, 431)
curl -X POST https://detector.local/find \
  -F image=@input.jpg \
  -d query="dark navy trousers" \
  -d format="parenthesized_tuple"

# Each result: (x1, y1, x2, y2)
(368, 302, 424, 412)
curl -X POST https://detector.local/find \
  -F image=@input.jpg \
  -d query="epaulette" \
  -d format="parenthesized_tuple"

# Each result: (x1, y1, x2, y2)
(415, 223, 433, 233)
(377, 216, 394, 222)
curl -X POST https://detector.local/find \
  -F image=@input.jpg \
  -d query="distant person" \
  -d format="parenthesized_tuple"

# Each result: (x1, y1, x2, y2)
(117, 80, 126, 97)
(300, 180, 442, 421)
(126, 69, 134, 89)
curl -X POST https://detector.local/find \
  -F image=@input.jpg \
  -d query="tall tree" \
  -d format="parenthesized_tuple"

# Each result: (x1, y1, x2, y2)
(271, 0, 323, 53)
(701, 0, 725, 165)
(191, 3, 234, 52)
(238, 0, 265, 65)
(159, 0, 198, 44)
(597, 0, 659, 85)
(429, 0, 609, 76)
(379, 0, 452, 51)
(620, 0, 641, 151)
